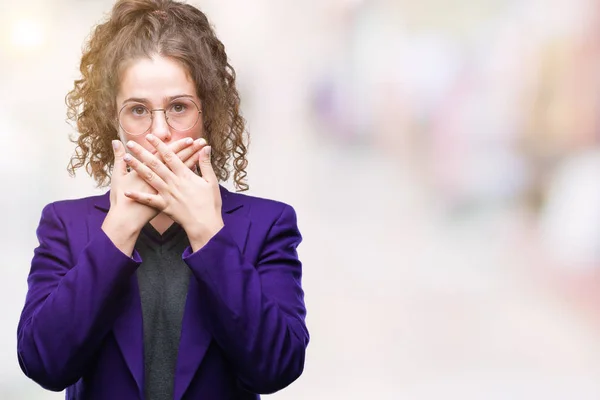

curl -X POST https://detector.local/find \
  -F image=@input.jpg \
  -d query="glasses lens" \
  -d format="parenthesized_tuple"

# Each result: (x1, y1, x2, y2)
(166, 98, 200, 131)
(119, 104, 151, 136)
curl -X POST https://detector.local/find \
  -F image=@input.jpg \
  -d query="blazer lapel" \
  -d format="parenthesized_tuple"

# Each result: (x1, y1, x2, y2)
(112, 278, 145, 398)
(90, 192, 145, 398)
(173, 185, 250, 400)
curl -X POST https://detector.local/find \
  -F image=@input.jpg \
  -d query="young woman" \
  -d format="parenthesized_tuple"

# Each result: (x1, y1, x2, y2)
(16, 1, 309, 399)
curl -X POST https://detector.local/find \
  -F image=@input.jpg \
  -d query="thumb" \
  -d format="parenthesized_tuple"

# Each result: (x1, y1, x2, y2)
(198, 145, 217, 183)
(112, 140, 127, 178)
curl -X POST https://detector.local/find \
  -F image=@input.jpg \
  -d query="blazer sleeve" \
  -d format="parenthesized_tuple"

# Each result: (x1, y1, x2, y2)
(182, 203, 309, 394)
(17, 203, 141, 391)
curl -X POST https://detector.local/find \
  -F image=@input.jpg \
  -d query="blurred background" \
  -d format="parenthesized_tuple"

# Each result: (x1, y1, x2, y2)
(2, 0, 600, 398)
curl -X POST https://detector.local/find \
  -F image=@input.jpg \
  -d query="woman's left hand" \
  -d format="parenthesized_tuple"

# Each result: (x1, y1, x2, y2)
(123, 134, 224, 251)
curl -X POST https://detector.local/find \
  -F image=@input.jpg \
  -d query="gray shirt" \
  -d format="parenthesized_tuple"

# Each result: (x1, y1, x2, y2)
(135, 222, 191, 400)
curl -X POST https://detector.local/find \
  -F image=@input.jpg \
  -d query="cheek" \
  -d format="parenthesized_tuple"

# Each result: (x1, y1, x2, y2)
(190, 112, 204, 139)
(173, 123, 204, 141)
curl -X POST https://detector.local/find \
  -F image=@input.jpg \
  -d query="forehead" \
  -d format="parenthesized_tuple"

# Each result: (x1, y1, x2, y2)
(117, 55, 197, 102)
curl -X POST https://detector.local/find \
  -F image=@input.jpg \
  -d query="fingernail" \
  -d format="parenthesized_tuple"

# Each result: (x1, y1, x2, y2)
(124, 154, 132, 162)
(126, 141, 135, 149)
(197, 138, 206, 146)
(146, 134, 155, 141)
(204, 146, 211, 156)
(185, 137, 193, 145)
(112, 140, 119, 150)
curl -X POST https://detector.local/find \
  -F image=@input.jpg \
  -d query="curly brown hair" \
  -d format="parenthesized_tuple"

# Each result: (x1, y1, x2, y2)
(66, 0, 249, 191)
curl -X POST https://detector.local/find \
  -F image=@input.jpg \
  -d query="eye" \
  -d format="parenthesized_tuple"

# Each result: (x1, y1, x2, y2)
(131, 106, 147, 116)
(170, 103, 187, 113)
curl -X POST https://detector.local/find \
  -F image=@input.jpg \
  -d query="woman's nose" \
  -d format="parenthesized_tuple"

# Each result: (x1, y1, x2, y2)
(149, 110, 171, 141)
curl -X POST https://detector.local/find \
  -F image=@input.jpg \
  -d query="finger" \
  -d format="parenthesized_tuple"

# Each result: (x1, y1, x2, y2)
(112, 140, 127, 178)
(145, 134, 186, 175)
(126, 140, 174, 183)
(177, 138, 207, 167)
(167, 137, 195, 158)
(184, 149, 205, 171)
(123, 152, 168, 192)
(198, 145, 218, 184)
(123, 191, 166, 210)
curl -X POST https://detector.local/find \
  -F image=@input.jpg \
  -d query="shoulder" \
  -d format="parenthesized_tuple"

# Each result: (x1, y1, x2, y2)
(34, 193, 107, 242)
(222, 188, 302, 245)
(221, 187, 298, 224)
(41, 192, 108, 219)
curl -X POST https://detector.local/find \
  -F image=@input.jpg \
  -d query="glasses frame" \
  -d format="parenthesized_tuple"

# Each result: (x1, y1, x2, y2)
(118, 99, 202, 136)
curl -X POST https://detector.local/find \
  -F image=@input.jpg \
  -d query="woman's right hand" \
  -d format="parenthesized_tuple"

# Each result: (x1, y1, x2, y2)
(101, 138, 206, 255)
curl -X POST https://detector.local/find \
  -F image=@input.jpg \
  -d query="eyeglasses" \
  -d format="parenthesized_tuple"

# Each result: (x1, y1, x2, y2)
(118, 98, 202, 136)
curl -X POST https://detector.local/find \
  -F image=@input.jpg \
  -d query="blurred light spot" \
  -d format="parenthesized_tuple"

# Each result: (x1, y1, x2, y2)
(10, 18, 45, 50)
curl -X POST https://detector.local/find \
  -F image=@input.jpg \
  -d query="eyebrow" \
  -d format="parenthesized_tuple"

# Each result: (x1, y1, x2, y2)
(122, 94, 195, 104)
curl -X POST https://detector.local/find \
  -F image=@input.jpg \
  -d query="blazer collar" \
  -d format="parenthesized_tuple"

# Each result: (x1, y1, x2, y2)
(93, 185, 243, 214)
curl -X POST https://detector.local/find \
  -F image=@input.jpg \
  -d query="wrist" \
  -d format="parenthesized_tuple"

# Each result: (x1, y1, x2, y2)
(101, 211, 143, 255)
(184, 219, 224, 252)
(103, 210, 143, 235)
